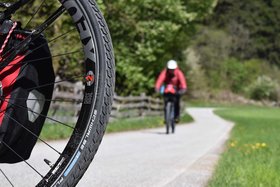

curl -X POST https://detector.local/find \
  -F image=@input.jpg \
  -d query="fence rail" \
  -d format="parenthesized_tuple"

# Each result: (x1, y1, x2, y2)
(48, 79, 163, 123)
(111, 93, 163, 119)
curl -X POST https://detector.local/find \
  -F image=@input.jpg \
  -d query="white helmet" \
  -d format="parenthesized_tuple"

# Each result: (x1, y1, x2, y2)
(167, 60, 178, 70)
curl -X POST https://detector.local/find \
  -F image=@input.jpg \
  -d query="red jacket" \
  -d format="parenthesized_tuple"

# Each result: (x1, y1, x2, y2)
(155, 68, 187, 91)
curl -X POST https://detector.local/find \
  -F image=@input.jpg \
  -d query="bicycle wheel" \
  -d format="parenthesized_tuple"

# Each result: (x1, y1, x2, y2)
(0, 0, 114, 186)
(165, 102, 171, 134)
(170, 101, 175, 133)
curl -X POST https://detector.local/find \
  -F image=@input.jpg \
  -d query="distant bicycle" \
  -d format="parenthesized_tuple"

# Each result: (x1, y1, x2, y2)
(161, 84, 177, 134)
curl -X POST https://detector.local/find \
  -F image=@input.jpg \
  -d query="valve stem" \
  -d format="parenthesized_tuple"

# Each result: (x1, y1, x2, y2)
(44, 159, 54, 168)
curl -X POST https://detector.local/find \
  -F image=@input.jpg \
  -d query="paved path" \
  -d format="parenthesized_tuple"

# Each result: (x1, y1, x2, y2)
(0, 108, 233, 187)
(78, 108, 233, 187)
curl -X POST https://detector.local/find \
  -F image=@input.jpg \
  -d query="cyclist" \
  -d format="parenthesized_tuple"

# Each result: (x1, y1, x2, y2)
(155, 60, 187, 124)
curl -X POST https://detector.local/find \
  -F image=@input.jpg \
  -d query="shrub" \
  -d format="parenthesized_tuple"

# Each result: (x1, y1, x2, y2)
(248, 75, 279, 101)
(222, 58, 248, 93)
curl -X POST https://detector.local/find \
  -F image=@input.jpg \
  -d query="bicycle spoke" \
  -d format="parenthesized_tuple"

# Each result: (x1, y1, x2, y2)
(0, 56, 83, 98)
(6, 27, 76, 65)
(31, 75, 83, 91)
(48, 28, 76, 46)
(2, 27, 77, 69)
(0, 169, 14, 187)
(11, 28, 77, 66)
(3, 112, 63, 156)
(4, 97, 82, 104)
(0, 6, 66, 71)
(26, 50, 82, 64)
(0, 98, 75, 130)
(1, 141, 44, 179)
(28, 75, 83, 92)
(0, 74, 84, 109)
(0, 49, 82, 69)
(24, 0, 47, 28)
(32, 6, 66, 35)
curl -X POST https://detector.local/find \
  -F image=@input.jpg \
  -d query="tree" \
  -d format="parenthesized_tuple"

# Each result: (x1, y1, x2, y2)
(13, 0, 215, 95)
(99, 0, 215, 95)
(213, 0, 280, 66)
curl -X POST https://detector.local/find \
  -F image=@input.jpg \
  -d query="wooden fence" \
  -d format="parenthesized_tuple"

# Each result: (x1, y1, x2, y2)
(48, 79, 163, 123)
(111, 93, 163, 119)
(48, 77, 83, 123)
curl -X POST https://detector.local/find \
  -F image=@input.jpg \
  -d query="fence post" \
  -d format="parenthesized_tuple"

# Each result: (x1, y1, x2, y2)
(139, 93, 146, 116)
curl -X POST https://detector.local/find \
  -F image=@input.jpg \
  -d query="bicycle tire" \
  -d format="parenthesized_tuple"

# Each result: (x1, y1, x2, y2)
(0, 0, 115, 186)
(39, 1, 115, 186)
(165, 102, 171, 134)
(170, 101, 175, 133)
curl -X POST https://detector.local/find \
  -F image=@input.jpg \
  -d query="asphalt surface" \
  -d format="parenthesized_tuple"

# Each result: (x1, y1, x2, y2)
(0, 108, 233, 187)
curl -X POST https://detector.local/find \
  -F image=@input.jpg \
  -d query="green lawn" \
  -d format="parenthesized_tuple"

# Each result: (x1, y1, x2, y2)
(208, 107, 280, 187)
(40, 124, 74, 140)
(106, 112, 193, 133)
(40, 112, 193, 140)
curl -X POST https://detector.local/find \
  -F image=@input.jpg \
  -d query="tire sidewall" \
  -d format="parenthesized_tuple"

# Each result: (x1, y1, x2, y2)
(40, 0, 112, 186)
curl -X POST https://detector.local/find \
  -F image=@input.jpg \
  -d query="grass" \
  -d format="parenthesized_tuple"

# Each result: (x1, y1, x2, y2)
(40, 112, 193, 140)
(106, 112, 193, 133)
(208, 107, 280, 187)
(187, 99, 253, 108)
(106, 116, 164, 133)
(40, 124, 74, 140)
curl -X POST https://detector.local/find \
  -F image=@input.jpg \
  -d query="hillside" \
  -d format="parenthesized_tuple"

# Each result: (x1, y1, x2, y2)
(186, 0, 280, 102)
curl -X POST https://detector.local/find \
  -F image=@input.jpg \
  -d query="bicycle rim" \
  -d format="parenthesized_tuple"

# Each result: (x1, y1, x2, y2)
(0, 0, 114, 186)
